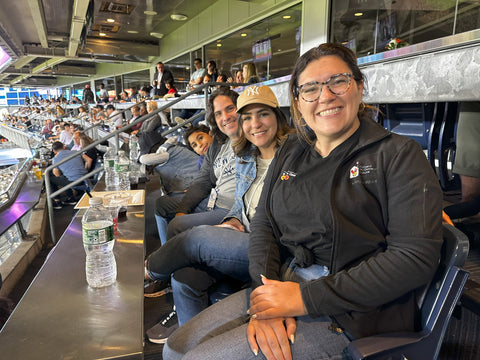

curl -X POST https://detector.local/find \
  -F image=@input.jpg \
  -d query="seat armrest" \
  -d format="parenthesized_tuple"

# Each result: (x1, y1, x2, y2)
(347, 331, 426, 360)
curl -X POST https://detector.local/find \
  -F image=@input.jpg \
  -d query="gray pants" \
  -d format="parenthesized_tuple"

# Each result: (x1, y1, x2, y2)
(163, 289, 352, 360)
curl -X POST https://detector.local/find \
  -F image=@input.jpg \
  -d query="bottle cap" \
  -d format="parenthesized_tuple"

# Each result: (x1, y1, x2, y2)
(89, 197, 103, 206)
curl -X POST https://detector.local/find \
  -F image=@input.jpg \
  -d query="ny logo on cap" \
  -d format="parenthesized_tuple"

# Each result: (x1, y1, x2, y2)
(246, 86, 260, 97)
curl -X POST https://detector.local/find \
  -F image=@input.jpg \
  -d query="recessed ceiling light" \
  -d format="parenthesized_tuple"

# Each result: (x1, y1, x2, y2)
(144, 10, 158, 16)
(354, 12, 363, 16)
(127, 30, 138, 34)
(150, 32, 164, 39)
(282, 15, 291, 19)
(106, 18, 115, 23)
(241, 33, 247, 37)
(99, 32, 107, 37)
(171, 14, 188, 21)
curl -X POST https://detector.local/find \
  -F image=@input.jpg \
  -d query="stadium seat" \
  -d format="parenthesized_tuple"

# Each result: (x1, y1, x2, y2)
(347, 224, 469, 360)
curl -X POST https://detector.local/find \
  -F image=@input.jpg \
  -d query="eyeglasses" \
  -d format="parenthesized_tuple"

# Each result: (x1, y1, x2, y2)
(297, 73, 352, 102)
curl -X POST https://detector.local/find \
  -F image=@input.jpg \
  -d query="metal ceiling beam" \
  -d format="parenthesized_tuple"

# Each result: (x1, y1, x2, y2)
(68, 0, 91, 57)
(14, 55, 37, 69)
(32, 57, 67, 73)
(10, 57, 66, 85)
(27, 0, 49, 48)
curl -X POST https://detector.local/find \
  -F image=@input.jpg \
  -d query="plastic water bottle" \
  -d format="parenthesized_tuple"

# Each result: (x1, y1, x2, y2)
(129, 135, 140, 185)
(115, 150, 130, 191)
(82, 197, 116, 288)
(103, 146, 118, 190)
(129, 134, 139, 162)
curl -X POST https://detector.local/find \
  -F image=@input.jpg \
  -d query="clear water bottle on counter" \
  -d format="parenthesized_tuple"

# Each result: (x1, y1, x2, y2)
(129, 134, 141, 186)
(103, 145, 118, 190)
(82, 197, 116, 288)
(114, 150, 130, 191)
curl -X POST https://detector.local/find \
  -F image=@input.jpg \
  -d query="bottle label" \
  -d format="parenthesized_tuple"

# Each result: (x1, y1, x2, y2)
(106, 159, 115, 168)
(115, 163, 129, 172)
(82, 224, 114, 245)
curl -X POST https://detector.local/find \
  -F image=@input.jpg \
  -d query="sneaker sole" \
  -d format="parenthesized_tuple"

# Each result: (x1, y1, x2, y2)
(147, 337, 169, 344)
(144, 287, 171, 298)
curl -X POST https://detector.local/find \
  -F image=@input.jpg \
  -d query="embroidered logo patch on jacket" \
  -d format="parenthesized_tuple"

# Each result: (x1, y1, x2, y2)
(349, 161, 377, 185)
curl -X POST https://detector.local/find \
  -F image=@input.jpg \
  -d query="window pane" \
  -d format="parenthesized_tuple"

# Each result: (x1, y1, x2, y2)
(330, 0, 472, 57)
(204, 4, 301, 82)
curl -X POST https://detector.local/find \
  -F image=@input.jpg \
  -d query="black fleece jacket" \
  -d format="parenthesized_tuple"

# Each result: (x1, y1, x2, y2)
(248, 117, 443, 338)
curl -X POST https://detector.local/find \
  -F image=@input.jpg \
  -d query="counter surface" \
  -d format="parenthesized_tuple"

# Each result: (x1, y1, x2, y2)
(0, 195, 145, 359)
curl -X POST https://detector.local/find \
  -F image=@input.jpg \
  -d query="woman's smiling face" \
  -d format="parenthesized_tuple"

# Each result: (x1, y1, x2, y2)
(241, 104, 278, 158)
(296, 55, 363, 149)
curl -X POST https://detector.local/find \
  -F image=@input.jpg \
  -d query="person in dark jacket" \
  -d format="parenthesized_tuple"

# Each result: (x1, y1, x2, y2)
(162, 43, 443, 360)
(82, 84, 95, 103)
(152, 62, 174, 97)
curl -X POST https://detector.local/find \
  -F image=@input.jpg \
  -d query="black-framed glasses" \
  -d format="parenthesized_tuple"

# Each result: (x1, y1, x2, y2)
(297, 73, 352, 102)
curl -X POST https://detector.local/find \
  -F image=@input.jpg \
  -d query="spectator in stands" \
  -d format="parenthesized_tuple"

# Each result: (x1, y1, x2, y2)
(55, 105, 66, 118)
(71, 131, 98, 171)
(105, 104, 124, 130)
(41, 118, 54, 139)
(184, 124, 213, 169)
(129, 105, 143, 132)
(131, 101, 163, 135)
(207, 60, 218, 82)
(144, 85, 294, 343)
(216, 71, 232, 90)
(59, 123, 73, 145)
(153, 61, 174, 97)
(154, 88, 240, 245)
(444, 101, 480, 220)
(235, 69, 244, 84)
(163, 43, 443, 360)
(98, 83, 109, 103)
(119, 90, 130, 102)
(139, 86, 152, 101)
(129, 87, 140, 102)
(243, 62, 260, 84)
(51, 141, 88, 209)
(163, 79, 179, 99)
(91, 104, 106, 124)
(188, 58, 206, 91)
(22, 116, 32, 130)
(82, 84, 95, 103)
(76, 105, 89, 120)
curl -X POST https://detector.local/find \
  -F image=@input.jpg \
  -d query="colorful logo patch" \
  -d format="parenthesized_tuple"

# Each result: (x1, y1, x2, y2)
(350, 165, 359, 178)
(281, 170, 296, 181)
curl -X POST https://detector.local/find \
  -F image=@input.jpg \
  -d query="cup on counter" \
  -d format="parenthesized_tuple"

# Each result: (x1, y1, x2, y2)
(103, 192, 130, 224)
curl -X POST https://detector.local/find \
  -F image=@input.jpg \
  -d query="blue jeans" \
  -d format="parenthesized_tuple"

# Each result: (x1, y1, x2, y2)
(163, 288, 351, 360)
(179, 109, 205, 126)
(154, 145, 198, 194)
(166, 205, 229, 239)
(154, 195, 228, 245)
(146, 225, 250, 325)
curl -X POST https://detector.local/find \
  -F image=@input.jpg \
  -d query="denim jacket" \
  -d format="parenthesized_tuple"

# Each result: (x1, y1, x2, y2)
(223, 154, 257, 226)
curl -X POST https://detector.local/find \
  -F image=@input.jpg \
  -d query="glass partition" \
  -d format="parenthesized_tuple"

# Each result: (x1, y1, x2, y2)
(165, 3, 301, 87)
(330, 0, 480, 58)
